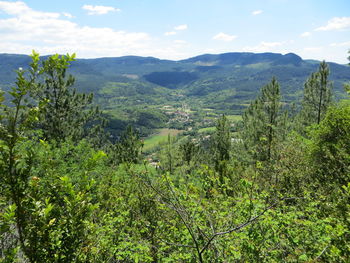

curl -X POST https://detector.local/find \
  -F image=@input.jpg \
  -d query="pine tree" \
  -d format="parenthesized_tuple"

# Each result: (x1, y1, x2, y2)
(112, 125, 143, 164)
(210, 115, 231, 178)
(30, 53, 103, 143)
(261, 77, 281, 161)
(211, 115, 231, 162)
(344, 51, 350, 95)
(300, 61, 332, 127)
(242, 77, 285, 162)
(179, 139, 199, 166)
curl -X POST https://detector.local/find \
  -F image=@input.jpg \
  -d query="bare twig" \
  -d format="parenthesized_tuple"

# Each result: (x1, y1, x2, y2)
(198, 197, 299, 257)
(316, 244, 329, 260)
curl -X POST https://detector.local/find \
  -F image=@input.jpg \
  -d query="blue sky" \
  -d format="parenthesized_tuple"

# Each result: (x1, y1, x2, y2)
(0, 0, 349, 63)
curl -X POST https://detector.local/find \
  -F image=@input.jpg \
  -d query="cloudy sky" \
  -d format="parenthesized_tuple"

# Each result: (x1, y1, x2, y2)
(0, 0, 349, 63)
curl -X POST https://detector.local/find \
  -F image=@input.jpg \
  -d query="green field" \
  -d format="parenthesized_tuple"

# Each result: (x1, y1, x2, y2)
(226, 114, 242, 122)
(143, 129, 183, 151)
(198, 127, 216, 134)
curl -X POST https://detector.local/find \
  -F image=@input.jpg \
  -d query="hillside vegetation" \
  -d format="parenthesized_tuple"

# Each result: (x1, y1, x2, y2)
(1, 52, 350, 137)
(0, 51, 349, 262)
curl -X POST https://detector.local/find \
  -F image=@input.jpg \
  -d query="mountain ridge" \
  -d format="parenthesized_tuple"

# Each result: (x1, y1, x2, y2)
(1, 51, 349, 107)
(0, 51, 346, 65)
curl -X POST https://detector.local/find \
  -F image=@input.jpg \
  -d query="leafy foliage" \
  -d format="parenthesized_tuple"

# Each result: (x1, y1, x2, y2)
(0, 52, 349, 262)
(310, 103, 350, 188)
(110, 125, 144, 165)
(29, 53, 104, 143)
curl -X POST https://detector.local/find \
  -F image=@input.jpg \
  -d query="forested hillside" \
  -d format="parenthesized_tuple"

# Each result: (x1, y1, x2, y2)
(0, 51, 349, 262)
(1, 52, 350, 137)
(1, 52, 350, 100)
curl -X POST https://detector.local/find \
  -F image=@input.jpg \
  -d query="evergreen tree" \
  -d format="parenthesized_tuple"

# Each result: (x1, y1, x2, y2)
(344, 51, 350, 95)
(300, 61, 332, 127)
(30, 53, 103, 143)
(210, 115, 232, 181)
(112, 125, 143, 165)
(211, 115, 231, 164)
(242, 77, 285, 162)
(179, 139, 199, 166)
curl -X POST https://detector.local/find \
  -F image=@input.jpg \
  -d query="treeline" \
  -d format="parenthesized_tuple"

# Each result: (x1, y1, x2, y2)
(0, 52, 349, 262)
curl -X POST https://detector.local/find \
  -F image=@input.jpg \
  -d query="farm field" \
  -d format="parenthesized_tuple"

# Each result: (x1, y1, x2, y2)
(143, 128, 183, 151)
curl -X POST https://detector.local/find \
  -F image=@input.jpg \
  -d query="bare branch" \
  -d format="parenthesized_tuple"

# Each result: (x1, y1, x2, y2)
(199, 197, 298, 256)
(316, 244, 329, 260)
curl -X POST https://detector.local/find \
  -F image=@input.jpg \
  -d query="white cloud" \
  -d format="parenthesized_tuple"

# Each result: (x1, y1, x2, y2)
(0, 1, 198, 60)
(297, 45, 348, 64)
(315, 17, 350, 31)
(165, 24, 188, 36)
(330, 41, 350, 47)
(0, 1, 152, 58)
(252, 10, 263, 15)
(0, 1, 60, 18)
(164, 31, 176, 36)
(300, 31, 311, 37)
(243, 41, 284, 52)
(0, 1, 32, 15)
(174, 24, 188, 31)
(303, 47, 323, 52)
(213, 32, 237, 42)
(174, 40, 187, 44)
(82, 5, 120, 15)
(62, 12, 73, 19)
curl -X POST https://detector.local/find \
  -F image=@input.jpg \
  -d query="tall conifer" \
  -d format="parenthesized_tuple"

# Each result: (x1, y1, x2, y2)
(30, 53, 103, 143)
(300, 61, 332, 127)
(242, 77, 285, 162)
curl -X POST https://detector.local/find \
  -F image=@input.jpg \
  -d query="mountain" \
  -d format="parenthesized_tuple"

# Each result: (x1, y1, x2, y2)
(180, 52, 303, 66)
(1, 51, 349, 116)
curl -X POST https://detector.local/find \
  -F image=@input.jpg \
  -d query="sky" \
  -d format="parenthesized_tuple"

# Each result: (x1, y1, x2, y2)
(0, 0, 349, 63)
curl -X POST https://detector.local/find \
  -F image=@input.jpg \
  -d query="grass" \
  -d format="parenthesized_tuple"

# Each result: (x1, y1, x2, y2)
(143, 128, 183, 151)
(198, 127, 216, 133)
(226, 114, 242, 122)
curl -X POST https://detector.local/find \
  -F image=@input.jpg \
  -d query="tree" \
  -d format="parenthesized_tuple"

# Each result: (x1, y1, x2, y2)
(111, 125, 143, 165)
(306, 103, 350, 261)
(179, 138, 199, 166)
(344, 51, 350, 95)
(0, 52, 97, 263)
(310, 103, 350, 188)
(242, 77, 286, 162)
(0, 53, 40, 261)
(210, 115, 232, 181)
(211, 115, 231, 164)
(30, 53, 103, 143)
(300, 61, 332, 127)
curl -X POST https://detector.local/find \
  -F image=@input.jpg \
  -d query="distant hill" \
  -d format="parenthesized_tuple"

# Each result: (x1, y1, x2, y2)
(180, 52, 303, 66)
(1, 52, 349, 113)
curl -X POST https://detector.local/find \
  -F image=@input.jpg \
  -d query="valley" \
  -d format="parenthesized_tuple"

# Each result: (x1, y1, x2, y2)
(2, 51, 349, 140)
(1, 50, 349, 262)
